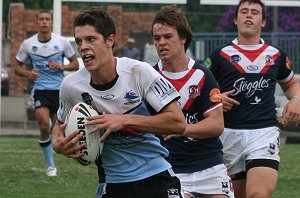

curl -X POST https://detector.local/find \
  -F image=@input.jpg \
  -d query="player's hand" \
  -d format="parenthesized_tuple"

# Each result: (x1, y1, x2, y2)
(86, 112, 125, 142)
(281, 99, 300, 127)
(28, 69, 40, 80)
(163, 134, 181, 141)
(221, 89, 240, 112)
(52, 123, 86, 158)
(48, 61, 63, 70)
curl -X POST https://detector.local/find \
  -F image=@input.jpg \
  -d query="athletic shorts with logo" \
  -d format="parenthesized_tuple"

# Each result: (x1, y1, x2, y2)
(220, 126, 280, 180)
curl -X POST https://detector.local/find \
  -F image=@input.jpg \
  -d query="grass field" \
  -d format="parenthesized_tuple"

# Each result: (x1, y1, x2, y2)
(0, 137, 300, 198)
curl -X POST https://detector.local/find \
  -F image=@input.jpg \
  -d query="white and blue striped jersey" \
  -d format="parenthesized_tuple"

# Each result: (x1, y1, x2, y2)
(16, 33, 75, 90)
(57, 57, 180, 183)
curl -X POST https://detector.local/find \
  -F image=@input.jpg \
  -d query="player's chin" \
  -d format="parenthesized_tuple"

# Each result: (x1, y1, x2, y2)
(159, 54, 170, 61)
(84, 64, 98, 72)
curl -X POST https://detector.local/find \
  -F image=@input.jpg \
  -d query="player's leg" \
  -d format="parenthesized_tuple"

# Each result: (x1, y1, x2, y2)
(184, 194, 193, 198)
(246, 166, 278, 198)
(231, 179, 246, 198)
(35, 107, 51, 140)
(219, 128, 247, 198)
(35, 106, 56, 176)
(244, 127, 280, 198)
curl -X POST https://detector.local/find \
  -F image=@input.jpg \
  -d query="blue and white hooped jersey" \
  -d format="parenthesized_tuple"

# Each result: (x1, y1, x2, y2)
(205, 38, 293, 129)
(16, 33, 75, 90)
(57, 57, 180, 183)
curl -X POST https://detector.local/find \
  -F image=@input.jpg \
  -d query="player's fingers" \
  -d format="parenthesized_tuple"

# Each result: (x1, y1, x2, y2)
(223, 89, 236, 96)
(99, 129, 112, 142)
(222, 106, 231, 112)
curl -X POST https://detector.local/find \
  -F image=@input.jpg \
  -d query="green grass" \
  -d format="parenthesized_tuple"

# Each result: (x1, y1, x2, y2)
(0, 137, 98, 198)
(0, 137, 300, 198)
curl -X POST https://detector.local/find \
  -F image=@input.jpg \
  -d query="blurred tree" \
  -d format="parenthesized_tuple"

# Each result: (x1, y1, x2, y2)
(185, 0, 229, 32)
(218, 6, 300, 32)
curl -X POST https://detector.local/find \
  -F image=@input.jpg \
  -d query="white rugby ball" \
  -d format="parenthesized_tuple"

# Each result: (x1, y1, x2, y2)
(64, 102, 103, 166)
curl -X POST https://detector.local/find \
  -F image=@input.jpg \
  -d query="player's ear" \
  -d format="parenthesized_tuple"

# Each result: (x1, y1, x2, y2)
(261, 19, 267, 28)
(106, 34, 115, 48)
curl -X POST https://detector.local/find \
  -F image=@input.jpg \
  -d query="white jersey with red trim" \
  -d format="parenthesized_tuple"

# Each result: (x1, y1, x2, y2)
(205, 38, 293, 129)
(57, 57, 180, 183)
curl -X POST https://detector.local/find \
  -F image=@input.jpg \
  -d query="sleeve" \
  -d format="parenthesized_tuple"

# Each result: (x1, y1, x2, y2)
(62, 37, 76, 59)
(202, 48, 221, 82)
(277, 50, 293, 83)
(138, 63, 180, 112)
(199, 67, 222, 114)
(15, 41, 28, 63)
(56, 76, 74, 123)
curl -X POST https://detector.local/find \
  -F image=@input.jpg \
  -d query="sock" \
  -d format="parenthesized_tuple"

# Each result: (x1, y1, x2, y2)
(39, 138, 55, 168)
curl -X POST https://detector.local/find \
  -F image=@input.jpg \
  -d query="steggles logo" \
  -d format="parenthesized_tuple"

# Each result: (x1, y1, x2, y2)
(232, 77, 270, 98)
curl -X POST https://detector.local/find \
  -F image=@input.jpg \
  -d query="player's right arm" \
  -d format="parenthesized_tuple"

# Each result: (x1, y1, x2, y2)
(52, 119, 86, 158)
(221, 89, 240, 112)
(14, 60, 40, 80)
(52, 76, 86, 158)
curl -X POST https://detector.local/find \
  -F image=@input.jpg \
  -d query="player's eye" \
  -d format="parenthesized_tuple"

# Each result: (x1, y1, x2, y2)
(75, 39, 82, 46)
(153, 36, 160, 41)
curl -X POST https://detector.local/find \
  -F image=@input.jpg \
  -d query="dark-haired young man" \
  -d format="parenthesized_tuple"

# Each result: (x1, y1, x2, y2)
(52, 6, 186, 198)
(204, 0, 300, 197)
(152, 5, 234, 198)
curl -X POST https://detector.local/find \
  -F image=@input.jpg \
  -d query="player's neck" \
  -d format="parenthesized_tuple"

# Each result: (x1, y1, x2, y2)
(90, 57, 117, 85)
(161, 54, 189, 73)
(38, 32, 52, 42)
(237, 35, 261, 45)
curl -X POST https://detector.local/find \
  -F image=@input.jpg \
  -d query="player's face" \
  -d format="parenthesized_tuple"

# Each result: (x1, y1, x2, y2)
(74, 25, 114, 72)
(152, 23, 186, 62)
(235, 2, 266, 38)
(37, 12, 52, 33)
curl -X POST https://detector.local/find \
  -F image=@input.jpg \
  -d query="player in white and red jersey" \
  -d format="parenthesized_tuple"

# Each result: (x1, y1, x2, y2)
(52, 7, 186, 198)
(203, 1, 300, 197)
(152, 5, 234, 198)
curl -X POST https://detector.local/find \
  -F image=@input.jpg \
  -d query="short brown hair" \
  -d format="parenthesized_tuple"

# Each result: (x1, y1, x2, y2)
(151, 5, 193, 52)
(74, 7, 116, 41)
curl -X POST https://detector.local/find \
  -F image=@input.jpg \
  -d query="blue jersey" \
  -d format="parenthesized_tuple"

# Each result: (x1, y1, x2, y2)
(16, 33, 75, 90)
(154, 59, 224, 173)
(57, 57, 180, 183)
(205, 38, 293, 129)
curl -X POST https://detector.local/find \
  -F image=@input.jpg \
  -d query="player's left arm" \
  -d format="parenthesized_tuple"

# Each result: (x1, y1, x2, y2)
(184, 106, 224, 139)
(86, 100, 186, 142)
(280, 76, 300, 126)
(48, 55, 79, 71)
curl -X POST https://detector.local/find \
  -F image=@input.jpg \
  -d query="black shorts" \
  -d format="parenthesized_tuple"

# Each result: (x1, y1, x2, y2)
(102, 170, 182, 198)
(33, 90, 59, 114)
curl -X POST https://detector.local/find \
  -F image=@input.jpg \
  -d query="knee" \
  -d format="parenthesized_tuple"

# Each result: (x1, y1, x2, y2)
(248, 189, 272, 198)
(39, 122, 50, 134)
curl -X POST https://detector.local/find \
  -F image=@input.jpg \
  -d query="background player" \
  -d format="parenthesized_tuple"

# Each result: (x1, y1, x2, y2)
(152, 5, 234, 198)
(203, 0, 300, 197)
(15, 10, 79, 176)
